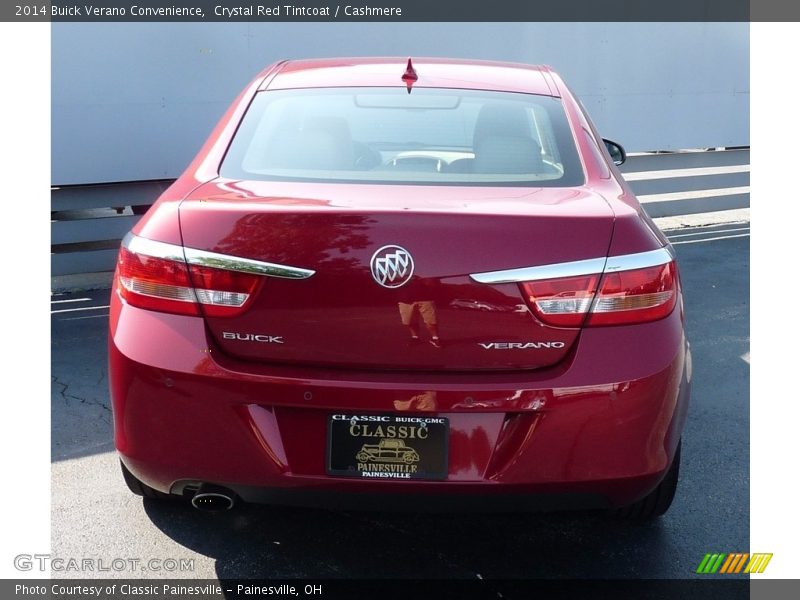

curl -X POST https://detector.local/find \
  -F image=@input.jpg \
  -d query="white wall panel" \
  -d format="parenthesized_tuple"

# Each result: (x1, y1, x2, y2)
(52, 22, 749, 185)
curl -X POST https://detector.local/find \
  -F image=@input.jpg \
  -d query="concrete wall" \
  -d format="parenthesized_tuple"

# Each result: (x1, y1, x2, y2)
(52, 22, 749, 185)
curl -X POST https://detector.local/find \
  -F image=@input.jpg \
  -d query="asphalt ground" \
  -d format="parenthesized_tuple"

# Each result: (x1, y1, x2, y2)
(50, 220, 749, 580)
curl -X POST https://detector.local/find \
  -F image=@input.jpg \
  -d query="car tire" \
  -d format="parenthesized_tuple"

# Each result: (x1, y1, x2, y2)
(120, 460, 172, 500)
(615, 441, 681, 520)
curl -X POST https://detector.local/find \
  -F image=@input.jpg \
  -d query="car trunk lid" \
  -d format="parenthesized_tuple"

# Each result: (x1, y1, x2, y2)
(178, 180, 614, 371)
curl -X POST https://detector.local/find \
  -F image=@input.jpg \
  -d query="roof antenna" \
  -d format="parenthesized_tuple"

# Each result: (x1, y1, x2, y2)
(401, 57, 418, 94)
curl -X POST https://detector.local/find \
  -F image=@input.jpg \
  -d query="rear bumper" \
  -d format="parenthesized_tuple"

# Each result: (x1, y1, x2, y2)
(109, 290, 690, 510)
(170, 481, 612, 512)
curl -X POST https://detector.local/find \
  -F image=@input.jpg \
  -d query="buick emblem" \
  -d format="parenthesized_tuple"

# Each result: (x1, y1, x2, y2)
(370, 245, 415, 288)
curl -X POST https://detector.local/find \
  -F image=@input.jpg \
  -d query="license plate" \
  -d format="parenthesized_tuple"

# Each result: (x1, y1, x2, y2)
(327, 414, 449, 480)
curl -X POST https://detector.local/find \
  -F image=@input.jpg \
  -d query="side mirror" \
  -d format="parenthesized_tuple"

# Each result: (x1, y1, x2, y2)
(603, 139, 626, 166)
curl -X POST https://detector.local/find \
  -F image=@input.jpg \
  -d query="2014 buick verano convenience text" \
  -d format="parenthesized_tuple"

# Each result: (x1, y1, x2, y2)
(109, 58, 690, 518)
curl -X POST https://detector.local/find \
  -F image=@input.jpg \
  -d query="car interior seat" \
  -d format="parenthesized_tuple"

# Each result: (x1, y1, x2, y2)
(265, 116, 355, 171)
(472, 104, 544, 175)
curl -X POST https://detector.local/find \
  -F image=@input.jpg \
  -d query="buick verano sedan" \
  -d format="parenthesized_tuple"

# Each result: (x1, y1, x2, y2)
(110, 58, 690, 518)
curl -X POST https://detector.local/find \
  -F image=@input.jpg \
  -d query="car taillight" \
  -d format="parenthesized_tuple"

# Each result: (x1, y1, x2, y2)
(586, 261, 677, 326)
(520, 252, 678, 328)
(116, 236, 261, 317)
(520, 274, 600, 328)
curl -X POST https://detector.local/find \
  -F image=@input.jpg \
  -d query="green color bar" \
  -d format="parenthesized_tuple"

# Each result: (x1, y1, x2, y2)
(697, 554, 713, 574)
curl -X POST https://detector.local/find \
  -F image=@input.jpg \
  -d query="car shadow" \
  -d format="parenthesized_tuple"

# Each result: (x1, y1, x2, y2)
(143, 499, 672, 579)
(51, 293, 115, 463)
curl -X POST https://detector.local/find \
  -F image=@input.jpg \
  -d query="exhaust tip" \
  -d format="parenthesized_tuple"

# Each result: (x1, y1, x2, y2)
(191, 484, 236, 512)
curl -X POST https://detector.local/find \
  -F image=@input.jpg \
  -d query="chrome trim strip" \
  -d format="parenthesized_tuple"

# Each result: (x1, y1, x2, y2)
(123, 232, 185, 262)
(603, 247, 672, 273)
(182, 247, 316, 279)
(469, 246, 672, 284)
(469, 257, 607, 284)
(122, 233, 316, 280)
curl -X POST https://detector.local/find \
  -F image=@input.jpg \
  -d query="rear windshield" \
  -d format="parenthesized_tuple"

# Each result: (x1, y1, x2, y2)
(221, 87, 585, 186)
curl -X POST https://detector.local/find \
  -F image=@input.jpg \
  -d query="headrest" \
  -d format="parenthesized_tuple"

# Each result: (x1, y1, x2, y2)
(473, 135, 543, 174)
(473, 104, 532, 145)
(265, 116, 354, 171)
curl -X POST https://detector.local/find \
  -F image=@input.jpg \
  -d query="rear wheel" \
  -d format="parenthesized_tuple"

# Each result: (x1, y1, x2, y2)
(615, 442, 681, 520)
(120, 460, 172, 500)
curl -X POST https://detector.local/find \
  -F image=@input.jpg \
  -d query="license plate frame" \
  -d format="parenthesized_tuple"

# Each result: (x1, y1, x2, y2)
(327, 414, 449, 481)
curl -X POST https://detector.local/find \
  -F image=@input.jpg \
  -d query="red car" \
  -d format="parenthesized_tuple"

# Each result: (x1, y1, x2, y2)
(109, 57, 690, 519)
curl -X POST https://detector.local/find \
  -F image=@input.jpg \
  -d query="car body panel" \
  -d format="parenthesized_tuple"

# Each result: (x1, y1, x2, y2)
(262, 57, 556, 97)
(109, 290, 689, 506)
(177, 180, 616, 370)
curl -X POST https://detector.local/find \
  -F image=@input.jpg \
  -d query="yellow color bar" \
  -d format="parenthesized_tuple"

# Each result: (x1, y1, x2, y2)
(745, 555, 762, 573)
(757, 554, 773, 573)
(744, 553, 774, 574)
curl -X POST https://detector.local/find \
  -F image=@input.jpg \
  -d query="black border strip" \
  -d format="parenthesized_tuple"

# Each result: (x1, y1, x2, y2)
(3, 578, 757, 600)
(3, 0, 788, 23)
